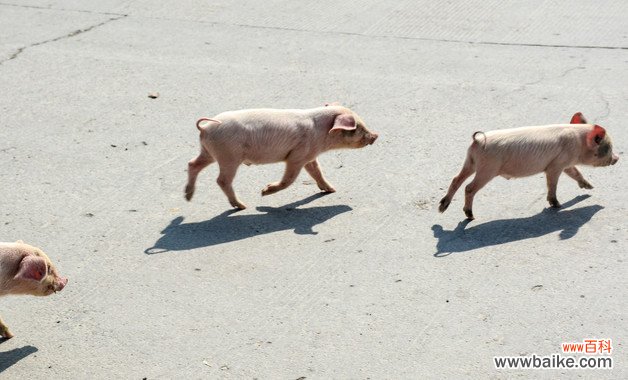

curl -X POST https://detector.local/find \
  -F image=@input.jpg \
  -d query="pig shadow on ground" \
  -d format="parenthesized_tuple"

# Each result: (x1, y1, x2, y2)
(0, 345, 38, 373)
(145, 193, 352, 254)
(432, 195, 603, 257)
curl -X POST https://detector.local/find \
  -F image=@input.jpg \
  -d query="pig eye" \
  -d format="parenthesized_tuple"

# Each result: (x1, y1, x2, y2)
(597, 143, 610, 157)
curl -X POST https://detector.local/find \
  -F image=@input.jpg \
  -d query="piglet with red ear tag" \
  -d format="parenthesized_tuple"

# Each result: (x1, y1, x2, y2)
(0, 241, 68, 339)
(439, 112, 619, 220)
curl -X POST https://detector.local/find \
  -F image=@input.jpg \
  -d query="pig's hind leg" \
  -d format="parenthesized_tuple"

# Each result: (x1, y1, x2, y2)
(439, 155, 475, 213)
(216, 160, 247, 210)
(0, 315, 14, 339)
(185, 148, 215, 201)
(304, 159, 335, 193)
(563, 167, 593, 190)
(462, 167, 497, 220)
(262, 161, 304, 196)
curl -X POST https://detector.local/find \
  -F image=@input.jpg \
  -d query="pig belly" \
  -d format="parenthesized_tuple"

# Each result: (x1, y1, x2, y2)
(241, 149, 290, 165)
(238, 136, 308, 165)
(498, 160, 550, 179)
(242, 157, 282, 165)
(206, 135, 295, 165)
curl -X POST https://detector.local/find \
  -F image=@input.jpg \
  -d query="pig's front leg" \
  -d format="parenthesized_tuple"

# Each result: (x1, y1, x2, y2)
(262, 161, 304, 196)
(545, 168, 563, 208)
(0, 315, 14, 339)
(563, 167, 594, 189)
(304, 159, 336, 193)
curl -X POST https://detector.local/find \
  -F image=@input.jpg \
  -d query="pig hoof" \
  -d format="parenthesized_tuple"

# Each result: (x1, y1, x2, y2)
(579, 181, 594, 190)
(231, 201, 247, 210)
(261, 185, 278, 196)
(320, 186, 336, 193)
(0, 329, 13, 339)
(548, 199, 561, 208)
(438, 198, 450, 213)
(463, 208, 474, 220)
(185, 185, 194, 201)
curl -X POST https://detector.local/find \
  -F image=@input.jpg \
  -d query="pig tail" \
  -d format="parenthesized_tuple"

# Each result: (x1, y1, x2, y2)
(196, 118, 222, 130)
(472, 131, 487, 148)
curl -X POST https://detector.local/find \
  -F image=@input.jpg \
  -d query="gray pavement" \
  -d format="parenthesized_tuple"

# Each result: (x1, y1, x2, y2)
(1, 1, 626, 378)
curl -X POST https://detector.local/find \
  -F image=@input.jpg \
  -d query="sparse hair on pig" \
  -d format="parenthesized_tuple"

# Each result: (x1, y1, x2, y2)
(439, 112, 619, 220)
(185, 105, 378, 210)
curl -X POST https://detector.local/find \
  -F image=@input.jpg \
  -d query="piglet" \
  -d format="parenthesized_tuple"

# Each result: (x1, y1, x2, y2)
(0, 241, 68, 338)
(185, 105, 378, 209)
(439, 112, 619, 220)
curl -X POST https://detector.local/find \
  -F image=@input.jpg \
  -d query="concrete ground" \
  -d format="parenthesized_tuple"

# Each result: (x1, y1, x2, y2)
(1, 1, 626, 378)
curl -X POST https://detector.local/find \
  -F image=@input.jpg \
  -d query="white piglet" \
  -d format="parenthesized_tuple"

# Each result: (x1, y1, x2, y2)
(439, 112, 619, 220)
(185, 106, 378, 209)
(0, 241, 68, 339)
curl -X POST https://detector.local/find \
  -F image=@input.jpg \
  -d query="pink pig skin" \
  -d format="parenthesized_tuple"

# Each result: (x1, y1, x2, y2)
(0, 241, 68, 339)
(439, 112, 619, 220)
(185, 105, 378, 209)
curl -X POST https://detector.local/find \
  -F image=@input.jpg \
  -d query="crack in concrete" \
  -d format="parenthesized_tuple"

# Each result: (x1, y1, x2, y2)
(498, 73, 546, 103)
(437, 38, 628, 51)
(597, 91, 611, 120)
(2, 3, 627, 52)
(0, 2, 126, 16)
(557, 65, 585, 79)
(555, 56, 588, 80)
(0, 15, 127, 65)
(226, 22, 628, 51)
(500, 56, 588, 106)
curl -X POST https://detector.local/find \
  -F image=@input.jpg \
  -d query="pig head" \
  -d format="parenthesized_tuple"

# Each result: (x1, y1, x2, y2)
(0, 241, 68, 338)
(185, 105, 378, 210)
(439, 112, 619, 220)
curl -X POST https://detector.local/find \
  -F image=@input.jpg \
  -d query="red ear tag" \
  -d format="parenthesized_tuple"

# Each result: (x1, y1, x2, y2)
(570, 112, 587, 124)
(586, 125, 606, 147)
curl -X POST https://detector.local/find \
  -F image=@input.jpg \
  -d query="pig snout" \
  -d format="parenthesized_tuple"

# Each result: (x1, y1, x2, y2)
(368, 132, 378, 145)
(611, 154, 619, 165)
(55, 277, 68, 292)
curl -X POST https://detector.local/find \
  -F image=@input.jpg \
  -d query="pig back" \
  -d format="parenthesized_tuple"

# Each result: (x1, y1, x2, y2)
(203, 109, 328, 164)
(480, 125, 583, 177)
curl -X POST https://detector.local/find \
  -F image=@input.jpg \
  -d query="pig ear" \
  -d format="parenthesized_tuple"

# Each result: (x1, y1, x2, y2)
(570, 112, 588, 124)
(329, 114, 356, 133)
(15, 255, 48, 282)
(586, 125, 606, 148)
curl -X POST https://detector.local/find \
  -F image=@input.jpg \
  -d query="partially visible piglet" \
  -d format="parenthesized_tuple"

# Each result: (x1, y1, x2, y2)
(0, 241, 68, 339)
(439, 112, 619, 220)
(185, 105, 378, 209)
